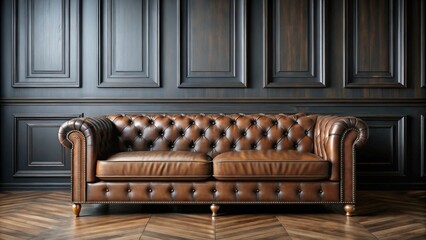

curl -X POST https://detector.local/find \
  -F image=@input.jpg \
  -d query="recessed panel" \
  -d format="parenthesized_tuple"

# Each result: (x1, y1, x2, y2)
(31, 0, 65, 73)
(277, 0, 309, 73)
(356, 0, 390, 75)
(357, 116, 406, 176)
(112, 0, 144, 73)
(189, 0, 231, 73)
(179, 0, 246, 87)
(264, 0, 325, 87)
(99, 0, 159, 87)
(13, 0, 80, 87)
(346, 0, 406, 87)
(13, 114, 82, 177)
(29, 124, 65, 166)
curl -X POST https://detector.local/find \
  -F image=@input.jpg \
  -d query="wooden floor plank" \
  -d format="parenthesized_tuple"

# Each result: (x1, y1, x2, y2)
(0, 190, 424, 239)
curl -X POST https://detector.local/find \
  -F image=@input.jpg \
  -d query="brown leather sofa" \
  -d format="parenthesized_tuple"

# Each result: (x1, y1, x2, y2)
(58, 113, 368, 217)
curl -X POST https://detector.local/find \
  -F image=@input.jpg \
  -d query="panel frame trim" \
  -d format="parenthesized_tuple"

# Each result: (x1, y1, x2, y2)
(12, 0, 81, 88)
(263, 0, 326, 88)
(356, 115, 407, 177)
(12, 113, 83, 177)
(97, 0, 160, 88)
(177, 0, 247, 88)
(344, 0, 407, 88)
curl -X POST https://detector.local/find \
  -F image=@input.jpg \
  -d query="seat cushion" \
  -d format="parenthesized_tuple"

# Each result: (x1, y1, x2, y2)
(96, 151, 212, 180)
(213, 150, 330, 180)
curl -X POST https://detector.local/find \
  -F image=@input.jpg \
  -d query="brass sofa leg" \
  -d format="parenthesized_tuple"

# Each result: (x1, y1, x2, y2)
(344, 204, 355, 216)
(72, 203, 81, 217)
(210, 204, 220, 217)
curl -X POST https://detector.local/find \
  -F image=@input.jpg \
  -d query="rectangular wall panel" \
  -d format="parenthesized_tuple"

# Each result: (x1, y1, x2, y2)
(98, 0, 159, 87)
(12, 0, 80, 87)
(346, 0, 406, 88)
(421, 0, 425, 88)
(13, 114, 82, 177)
(357, 116, 406, 176)
(178, 0, 246, 87)
(264, 0, 325, 88)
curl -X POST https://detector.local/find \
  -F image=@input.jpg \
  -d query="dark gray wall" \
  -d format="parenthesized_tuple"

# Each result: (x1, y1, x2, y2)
(1, 0, 425, 190)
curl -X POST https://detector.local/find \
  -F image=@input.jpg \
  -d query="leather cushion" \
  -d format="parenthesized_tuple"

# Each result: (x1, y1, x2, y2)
(96, 151, 212, 180)
(213, 150, 330, 180)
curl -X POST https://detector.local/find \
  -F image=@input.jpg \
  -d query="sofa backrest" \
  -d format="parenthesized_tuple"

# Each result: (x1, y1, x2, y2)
(107, 113, 317, 158)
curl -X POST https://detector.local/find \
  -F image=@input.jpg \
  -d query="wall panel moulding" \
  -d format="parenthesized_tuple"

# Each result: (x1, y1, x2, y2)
(98, 0, 160, 87)
(345, 0, 406, 88)
(178, 0, 247, 88)
(12, 0, 81, 87)
(263, 0, 326, 88)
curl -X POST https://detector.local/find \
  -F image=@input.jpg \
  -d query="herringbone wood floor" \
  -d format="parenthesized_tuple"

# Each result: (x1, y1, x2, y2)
(0, 191, 424, 240)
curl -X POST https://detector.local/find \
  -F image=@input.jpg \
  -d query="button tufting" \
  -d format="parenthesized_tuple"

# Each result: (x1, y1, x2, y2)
(148, 144, 153, 148)
(284, 131, 288, 136)
(149, 120, 154, 125)
(170, 189, 174, 193)
(190, 144, 195, 148)
(212, 189, 217, 193)
(252, 120, 257, 125)
(263, 131, 268, 136)
(211, 121, 216, 125)
(252, 144, 257, 148)
(305, 130, 309, 135)
(200, 130, 205, 136)
(234, 189, 238, 193)
(273, 144, 277, 149)
(231, 144, 236, 148)
(274, 121, 278, 125)
(105, 188, 109, 192)
(138, 131, 142, 136)
(148, 188, 152, 192)
(192, 189, 196, 193)
(211, 143, 216, 148)
(319, 189, 323, 193)
(231, 120, 236, 125)
(242, 132, 246, 136)
(190, 121, 195, 125)
(169, 144, 174, 148)
(255, 189, 260, 193)
(275, 189, 280, 193)
(170, 121, 174, 125)
(297, 189, 302, 193)
(180, 131, 185, 136)
(221, 132, 226, 136)
(128, 189, 131, 192)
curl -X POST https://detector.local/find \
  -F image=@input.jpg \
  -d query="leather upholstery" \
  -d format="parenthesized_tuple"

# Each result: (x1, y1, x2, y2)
(86, 181, 340, 203)
(58, 117, 118, 182)
(106, 113, 317, 158)
(58, 113, 368, 206)
(213, 150, 330, 180)
(96, 151, 211, 180)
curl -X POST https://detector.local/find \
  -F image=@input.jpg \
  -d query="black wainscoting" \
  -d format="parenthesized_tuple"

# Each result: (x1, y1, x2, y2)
(1, 0, 425, 190)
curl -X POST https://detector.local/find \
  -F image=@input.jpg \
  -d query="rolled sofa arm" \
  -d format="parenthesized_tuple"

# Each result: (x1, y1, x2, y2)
(314, 115, 368, 183)
(58, 116, 118, 182)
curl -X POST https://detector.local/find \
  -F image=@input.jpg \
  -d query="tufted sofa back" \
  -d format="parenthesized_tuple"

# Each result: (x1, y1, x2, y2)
(107, 113, 318, 158)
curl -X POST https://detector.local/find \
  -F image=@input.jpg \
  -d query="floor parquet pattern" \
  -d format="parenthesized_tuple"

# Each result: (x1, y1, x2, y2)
(0, 191, 424, 239)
